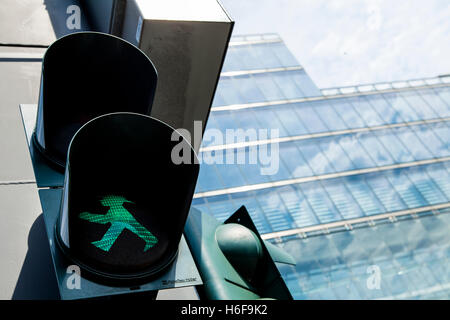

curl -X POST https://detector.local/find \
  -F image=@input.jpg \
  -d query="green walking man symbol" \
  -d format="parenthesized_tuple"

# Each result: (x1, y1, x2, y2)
(79, 195, 158, 252)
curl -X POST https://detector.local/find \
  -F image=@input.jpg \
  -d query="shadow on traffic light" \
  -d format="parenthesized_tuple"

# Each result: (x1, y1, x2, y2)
(185, 206, 295, 300)
(34, 32, 157, 170)
(56, 112, 199, 285)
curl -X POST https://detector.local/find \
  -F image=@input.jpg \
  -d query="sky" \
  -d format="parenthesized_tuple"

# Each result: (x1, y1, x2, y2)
(220, 0, 450, 89)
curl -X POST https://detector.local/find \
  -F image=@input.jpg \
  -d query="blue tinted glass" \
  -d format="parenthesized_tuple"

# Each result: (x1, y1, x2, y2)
(385, 170, 428, 208)
(215, 156, 247, 188)
(400, 91, 439, 120)
(268, 42, 299, 67)
(253, 73, 285, 101)
(425, 164, 450, 199)
(365, 95, 404, 124)
(306, 100, 348, 131)
(253, 108, 289, 137)
(322, 179, 364, 219)
(299, 181, 342, 223)
(205, 194, 235, 222)
(190, 197, 211, 215)
(278, 142, 313, 178)
(329, 99, 366, 128)
(412, 124, 450, 158)
(279, 270, 307, 300)
(234, 75, 265, 103)
(294, 104, 329, 133)
(212, 90, 226, 107)
(407, 168, 447, 205)
(274, 104, 309, 136)
(357, 132, 394, 166)
(264, 152, 293, 183)
(434, 87, 450, 112)
(278, 185, 319, 227)
(430, 125, 450, 152)
(296, 139, 334, 175)
(216, 77, 244, 105)
(337, 134, 376, 169)
(196, 162, 222, 192)
(221, 46, 244, 72)
(290, 69, 322, 97)
(278, 211, 450, 299)
(344, 176, 386, 215)
(255, 188, 296, 231)
(236, 45, 261, 70)
(394, 127, 431, 161)
(227, 108, 261, 137)
(201, 114, 223, 147)
(348, 96, 384, 126)
(230, 191, 273, 234)
(417, 88, 450, 118)
(365, 174, 407, 212)
(382, 93, 421, 122)
(250, 43, 282, 69)
(376, 130, 415, 163)
(212, 110, 240, 134)
(317, 137, 355, 172)
(231, 148, 271, 185)
(272, 71, 305, 99)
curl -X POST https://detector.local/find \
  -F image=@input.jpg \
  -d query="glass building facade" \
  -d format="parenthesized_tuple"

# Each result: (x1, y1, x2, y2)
(191, 34, 450, 299)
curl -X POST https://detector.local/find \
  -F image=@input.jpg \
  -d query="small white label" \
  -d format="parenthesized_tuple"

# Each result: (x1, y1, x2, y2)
(136, 16, 143, 44)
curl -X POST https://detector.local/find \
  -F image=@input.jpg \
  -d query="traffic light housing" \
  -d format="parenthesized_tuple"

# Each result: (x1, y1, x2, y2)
(56, 112, 199, 285)
(185, 206, 295, 300)
(34, 32, 157, 169)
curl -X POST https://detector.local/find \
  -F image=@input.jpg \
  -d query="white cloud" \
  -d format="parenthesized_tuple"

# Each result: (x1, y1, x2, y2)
(221, 0, 450, 88)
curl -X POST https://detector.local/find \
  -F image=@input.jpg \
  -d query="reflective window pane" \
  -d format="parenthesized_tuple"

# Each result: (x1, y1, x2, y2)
(296, 139, 334, 175)
(365, 174, 407, 212)
(417, 88, 450, 118)
(294, 105, 329, 133)
(306, 100, 348, 131)
(273, 104, 309, 136)
(253, 73, 285, 101)
(394, 127, 431, 161)
(279, 143, 313, 178)
(299, 181, 342, 223)
(216, 77, 244, 105)
(348, 96, 384, 126)
(358, 133, 394, 166)
(407, 168, 447, 205)
(290, 69, 322, 97)
(386, 170, 427, 209)
(337, 134, 376, 169)
(278, 186, 319, 227)
(230, 191, 273, 234)
(205, 194, 235, 222)
(322, 180, 364, 219)
(400, 91, 439, 120)
(272, 71, 305, 99)
(235, 75, 265, 103)
(255, 189, 296, 230)
(268, 42, 299, 67)
(329, 99, 366, 128)
(365, 95, 404, 124)
(376, 130, 415, 163)
(344, 176, 386, 215)
(382, 93, 421, 122)
(412, 124, 450, 158)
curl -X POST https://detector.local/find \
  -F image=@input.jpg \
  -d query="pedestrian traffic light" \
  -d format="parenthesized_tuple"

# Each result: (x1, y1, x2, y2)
(56, 112, 199, 285)
(34, 32, 157, 169)
(185, 206, 295, 300)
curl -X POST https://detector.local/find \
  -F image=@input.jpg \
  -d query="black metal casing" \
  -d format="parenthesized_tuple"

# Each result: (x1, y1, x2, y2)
(34, 32, 158, 169)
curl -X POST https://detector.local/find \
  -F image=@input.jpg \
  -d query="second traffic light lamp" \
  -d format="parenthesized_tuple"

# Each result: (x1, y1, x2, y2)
(56, 112, 199, 285)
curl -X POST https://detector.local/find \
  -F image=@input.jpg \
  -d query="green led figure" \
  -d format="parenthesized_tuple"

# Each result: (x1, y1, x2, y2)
(79, 195, 158, 252)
